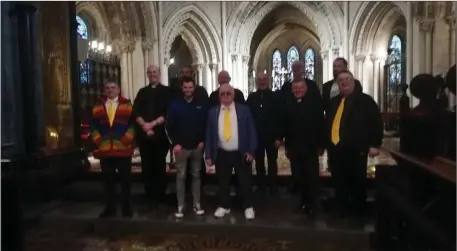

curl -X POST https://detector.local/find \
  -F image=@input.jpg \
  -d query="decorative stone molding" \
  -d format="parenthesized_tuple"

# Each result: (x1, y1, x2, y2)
(192, 63, 204, 71)
(370, 54, 379, 62)
(164, 57, 170, 66)
(208, 63, 217, 71)
(332, 48, 340, 58)
(355, 54, 366, 62)
(446, 16, 456, 31)
(231, 54, 238, 63)
(419, 19, 435, 33)
(242, 55, 249, 65)
(141, 39, 153, 51)
(320, 50, 329, 60)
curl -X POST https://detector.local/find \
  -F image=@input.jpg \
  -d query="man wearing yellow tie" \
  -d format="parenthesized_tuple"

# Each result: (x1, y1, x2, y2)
(90, 79, 135, 218)
(325, 70, 383, 220)
(205, 83, 258, 220)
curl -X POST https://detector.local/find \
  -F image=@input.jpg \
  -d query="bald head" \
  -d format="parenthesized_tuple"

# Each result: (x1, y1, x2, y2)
(218, 71, 231, 85)
(147, 65, 161, 84)
(291, 60, 304, 80)
(219, 84, 234, 106)
(256, 72, 269, 90)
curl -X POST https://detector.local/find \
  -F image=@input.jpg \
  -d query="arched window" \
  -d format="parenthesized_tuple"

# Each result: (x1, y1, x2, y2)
(387, 35, 402, 86)
(76, 16, 88, 40)
(286, 46, 299, 80)
(76, 15, 89, 84)
(304, 48, 315, 80)
(272, 49, 282, 91)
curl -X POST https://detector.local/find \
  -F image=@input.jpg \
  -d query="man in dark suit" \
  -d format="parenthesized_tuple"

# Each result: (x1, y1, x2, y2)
(179, 65, 209, 102)
(133, 65, 172, 205)
(280, 78, 325, 215)
(209, 71, 245, 107)
(325, 70, 383, 219)
(205, 84, 257, 220)
(246, 72, 282, 195)
(280, 60, 321, 100)
(322, 58, 362, 113)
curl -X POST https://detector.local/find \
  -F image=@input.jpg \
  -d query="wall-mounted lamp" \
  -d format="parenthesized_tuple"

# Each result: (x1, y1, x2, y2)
(170, 58, 175, 64)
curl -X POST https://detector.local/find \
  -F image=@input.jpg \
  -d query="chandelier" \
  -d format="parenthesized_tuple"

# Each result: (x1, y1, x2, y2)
(87, 40, 117, 64)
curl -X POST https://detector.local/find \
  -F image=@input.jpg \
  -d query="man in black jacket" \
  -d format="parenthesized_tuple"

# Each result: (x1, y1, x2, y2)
(246, 72, 282, 195)
(280, 78, 325, 215)
(322, 58, 362, 113)
(133, 65, 172, 205)
(179, 65, 209, 102)
(280, 60, 321, 100)
(209, 71, 245, 107)
(325, 70, 383, 219)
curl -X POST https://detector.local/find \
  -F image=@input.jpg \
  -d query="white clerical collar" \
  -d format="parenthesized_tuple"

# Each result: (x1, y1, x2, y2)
(221, 103, 235, 110)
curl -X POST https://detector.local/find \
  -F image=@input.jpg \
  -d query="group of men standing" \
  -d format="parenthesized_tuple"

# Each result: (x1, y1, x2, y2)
(89, 57, 383, 221)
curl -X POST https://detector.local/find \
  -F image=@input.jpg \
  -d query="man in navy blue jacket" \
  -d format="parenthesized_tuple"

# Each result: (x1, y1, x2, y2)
(166, 76, 208, 218)
(205, 84, 257, 220)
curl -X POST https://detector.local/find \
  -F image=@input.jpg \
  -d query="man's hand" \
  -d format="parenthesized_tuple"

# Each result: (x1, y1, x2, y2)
(173, 144, 182, 153)
(245, 153, 254, 163)
(197, 142, 204, 150)
(205, 158, 213, 166)
(156, 116, 165, 125)
(274, 140, 281, 149)
(142, 122, 153, 132)
(146, 130, 154, 136)
(368, 147, 380, 157)
(318, 148, 325, 156)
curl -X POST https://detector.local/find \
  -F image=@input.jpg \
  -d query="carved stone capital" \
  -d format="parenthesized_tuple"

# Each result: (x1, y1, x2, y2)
(242, 55, 250, 64)
(164, 57, 170, 66)
(320, 50, 329, 60)
(192, 63, 204, 71)
(370, 54, 378, 62)
(209, 63, 217, 71)
(355, 54, 366, 62)
(419, 19, 435, 33)
(446, 16, 456, 31)
(332, 48, 340, 58)
(231, 54, 238, 63)
(142, 39, 153, 51)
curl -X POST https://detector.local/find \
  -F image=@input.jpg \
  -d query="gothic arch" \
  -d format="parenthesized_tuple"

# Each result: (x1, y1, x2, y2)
(76, 2, 111, 41)
(227, 1, 343, 55)
(142, 2, 158, 42)
(180, 28, 205, 64)
(349, 1, 405, 56)
(163, 4, 222, 64)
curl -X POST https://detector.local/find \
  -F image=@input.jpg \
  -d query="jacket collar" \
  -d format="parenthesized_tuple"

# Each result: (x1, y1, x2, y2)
(98, 95, 129, 104)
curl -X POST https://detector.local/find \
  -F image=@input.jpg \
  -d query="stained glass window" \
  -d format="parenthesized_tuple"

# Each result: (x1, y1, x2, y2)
(80, 60, 90, 84)
(286, 46, 299, 80)
(304, 48, 315, 80)
(76, 16, 88, 40)
(272, 49, 282, 91)
(388, 35, 402, 86)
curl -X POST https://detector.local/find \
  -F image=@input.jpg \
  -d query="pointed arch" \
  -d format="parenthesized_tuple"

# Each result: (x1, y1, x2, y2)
(163, 4, 222, 64)
(304, 48, 316, 80)
(286, 46, 300, 80)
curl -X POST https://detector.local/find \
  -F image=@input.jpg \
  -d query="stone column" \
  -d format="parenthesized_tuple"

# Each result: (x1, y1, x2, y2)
(447, 17, 456, 65)
(162, 57, 169, 86)
(370, 54, 379, 103)
(157, 2, 164, 80)
(242, 55, 250, 93)
(197, 64, 204, 87)
(420, 19, 434, 74)
(331, 48, 340, 80)
(142, 40, 152, 85)
(231, 54, 238, 86)
(343, 2, 349, 59)
(204, 64, 212, 91)
(406, 2, 413, 87)
(127, 42, 135, 100)
(355, 55, 367, 93)
(321, 50, 329, 83)
(120, 49, 129, 98)
(221, 2, 228, 69)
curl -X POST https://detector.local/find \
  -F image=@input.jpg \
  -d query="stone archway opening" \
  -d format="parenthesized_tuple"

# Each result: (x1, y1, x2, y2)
(168, 35, 193, 93)
(249, 4, 322, 91)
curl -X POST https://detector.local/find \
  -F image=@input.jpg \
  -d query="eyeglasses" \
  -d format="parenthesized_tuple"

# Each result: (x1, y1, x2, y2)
(219, 92, 232, 97)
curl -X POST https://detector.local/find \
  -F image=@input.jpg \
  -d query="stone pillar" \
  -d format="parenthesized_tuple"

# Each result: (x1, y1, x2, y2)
(231, 54, 238, 86)
(197, 64, 204, 87)
(210, 63, 218, 92)
(343, 2, 349, 59)
(120, 50, 129, 98)
(221, 2, 228, 69)
(420, 19, 434, 74)
(162, 57, 169, 86)
(331, 48, 340, 80)
(204, 64, 212, 91)
(370, 54, 379, 103)
(157, 2, 164, 81)
(142, 40, 152, 85)
(447, 17, 456, 65)
(242, 55, 250, 94)
(321, 50, 329, 83)
(355, 55, 367, 93)
(406, 2, 413, 87)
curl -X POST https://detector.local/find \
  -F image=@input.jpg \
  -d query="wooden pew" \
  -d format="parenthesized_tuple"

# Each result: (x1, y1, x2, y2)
(374, 138, 456, 251)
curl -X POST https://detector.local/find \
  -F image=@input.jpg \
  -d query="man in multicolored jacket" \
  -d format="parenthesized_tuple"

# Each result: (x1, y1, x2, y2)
(90, 78, 135, 218)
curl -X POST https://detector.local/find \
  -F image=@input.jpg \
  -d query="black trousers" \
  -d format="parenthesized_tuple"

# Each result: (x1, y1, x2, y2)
(139, 140, 169, 203)
(100, 157, 132, 208)
(215, 149, 253, 209)
(328, 146, 368, 215)
(288, 149, 320, 207)
(254, 139, 278, 191)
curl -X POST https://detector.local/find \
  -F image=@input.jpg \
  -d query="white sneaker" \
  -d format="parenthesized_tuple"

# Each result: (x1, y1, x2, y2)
(175, 207, 184, 219)
(244, 207, 255, 220)
(214, 207, 230, 218)
(193, 204, 205, 216)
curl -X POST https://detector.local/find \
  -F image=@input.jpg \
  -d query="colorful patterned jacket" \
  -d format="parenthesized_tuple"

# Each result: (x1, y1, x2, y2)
(90, 95, 135, 159)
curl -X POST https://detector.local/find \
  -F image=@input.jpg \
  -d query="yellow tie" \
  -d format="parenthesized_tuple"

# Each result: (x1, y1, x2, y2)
(107, 101, 115, 126)
(222, 107, 231, 141)
(331, 98, 345, 145)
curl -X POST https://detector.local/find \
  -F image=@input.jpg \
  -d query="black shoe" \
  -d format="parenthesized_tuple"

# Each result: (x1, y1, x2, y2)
(99, 207, 116, 218)
(122, 204, 133, 218)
